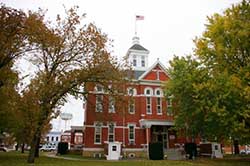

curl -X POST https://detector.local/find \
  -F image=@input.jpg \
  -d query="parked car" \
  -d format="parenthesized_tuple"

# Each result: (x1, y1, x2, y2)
(0, 144, 8, 152)
(240, 149, 250, 155)
(40, 144, 57, 152)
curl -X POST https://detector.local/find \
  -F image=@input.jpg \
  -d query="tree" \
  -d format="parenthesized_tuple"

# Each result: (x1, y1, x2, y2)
(11, 87, 51, 153)
(0, 63, 19, 135)
(23, 7, 129, 163)
(165, 56, 215, 140)
(0, 5, 45, 139)
(195, 0, 250, 143)
(0, 4, 27, 69)
(0, 5, 26, 137)
(165, 0, 250, 152)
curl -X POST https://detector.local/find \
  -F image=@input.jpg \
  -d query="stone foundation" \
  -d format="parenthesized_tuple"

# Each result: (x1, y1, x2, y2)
(82, 147, 148, 159)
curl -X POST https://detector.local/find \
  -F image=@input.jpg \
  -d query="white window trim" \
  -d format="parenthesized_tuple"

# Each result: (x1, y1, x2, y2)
(108, 122, 115, 142)
(95, 84, 104, 93)
(154, 88, 163, 97)
(141, 56, 145, 67)
(128, 124, 136, 145)
(133, 55, 137, 67)
(146, 97, 152, 114)
(167, 98, 173, 116)
(108, 96, 115, 113)
(94, 122, 102, 144)
(127, 87, 137, 96)
(156, 97, 162, 115)
(128, 98, 135, 114)
(96, 95, 103, 112)
(144, 87, 153, 96)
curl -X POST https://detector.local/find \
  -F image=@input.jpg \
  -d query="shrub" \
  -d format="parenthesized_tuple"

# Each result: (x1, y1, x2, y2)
(149, 142, 164, 160)
(57, 142, 68, 155)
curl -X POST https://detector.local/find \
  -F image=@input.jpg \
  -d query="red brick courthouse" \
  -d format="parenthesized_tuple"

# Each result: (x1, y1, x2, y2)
(83, 37, 184, 158)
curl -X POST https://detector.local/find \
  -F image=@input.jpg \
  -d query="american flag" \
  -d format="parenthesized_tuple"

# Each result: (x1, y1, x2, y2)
(136, 15, 144, 20)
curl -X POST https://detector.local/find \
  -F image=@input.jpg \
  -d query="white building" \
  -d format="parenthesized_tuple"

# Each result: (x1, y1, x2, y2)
(44, 131, 62, 145)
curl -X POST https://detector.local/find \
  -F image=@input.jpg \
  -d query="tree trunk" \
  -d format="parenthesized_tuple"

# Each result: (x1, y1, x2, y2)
(35, 135, 41, 157)
(233, 139, 239, 154)
(21, 143, 25, 153)
(27, 129, 41, 163)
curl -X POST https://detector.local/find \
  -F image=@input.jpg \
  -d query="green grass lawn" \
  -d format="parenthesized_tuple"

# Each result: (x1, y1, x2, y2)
(0, 151, 249, 166)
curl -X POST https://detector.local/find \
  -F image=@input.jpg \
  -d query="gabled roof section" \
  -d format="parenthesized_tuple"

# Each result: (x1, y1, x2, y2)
(129, 44, 148, 52)
(138, 60, 170, 81)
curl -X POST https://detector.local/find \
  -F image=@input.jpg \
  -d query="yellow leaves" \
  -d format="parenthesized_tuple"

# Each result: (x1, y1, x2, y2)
(230, 75, 242, 89)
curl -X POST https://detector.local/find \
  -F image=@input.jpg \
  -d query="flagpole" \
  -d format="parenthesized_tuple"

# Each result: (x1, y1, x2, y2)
(135, 15, 137, 36)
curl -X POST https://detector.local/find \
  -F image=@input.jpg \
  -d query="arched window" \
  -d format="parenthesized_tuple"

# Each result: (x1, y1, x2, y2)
(95, 84, 104, 93)
(144, 87, 153, 96)
(127, 87, 137, 96)
(155, 88, 163, 97)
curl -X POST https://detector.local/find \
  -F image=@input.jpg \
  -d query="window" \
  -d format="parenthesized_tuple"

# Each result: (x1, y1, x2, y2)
(155, 88, 162, 97)
(146, 97, 152, 114)
(108, 97, 115, 113)
(127, 87, 137, 96)
(108, 122, 115, 142)
(156, 97, 162, 114)
(94, 122, 102, 144)
(51, 136, 54, 141)
(144, 87, 153, 96)
(96, 95, 103, 112)
(46, 136, 49, 142)
(56, 136, 58, 141)
(75, 136, 83, 144)
(95, 85, 104, 93)
(167, 97, 173, 116)
(141, 56, 145, 67)
(133, 55, 137, 67)
(112, 146, 117, 151)
(128, 124, 135, 144)
(128, 98, 135, 114)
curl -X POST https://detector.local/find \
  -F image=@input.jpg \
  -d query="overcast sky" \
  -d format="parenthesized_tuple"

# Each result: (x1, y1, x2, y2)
(2, 0, 242, 131)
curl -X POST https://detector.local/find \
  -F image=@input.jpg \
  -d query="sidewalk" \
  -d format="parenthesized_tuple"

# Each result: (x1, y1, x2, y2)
(46, 153, 87, 161)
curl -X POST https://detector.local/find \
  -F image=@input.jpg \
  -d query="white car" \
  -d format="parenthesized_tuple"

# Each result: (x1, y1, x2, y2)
(0, 144, 8, 152)
(240, 149, 250, 155)
(40, 145, 57, 152)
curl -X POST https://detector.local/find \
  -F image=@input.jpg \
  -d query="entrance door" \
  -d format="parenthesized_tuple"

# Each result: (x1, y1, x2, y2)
(151, 126, 168, 150)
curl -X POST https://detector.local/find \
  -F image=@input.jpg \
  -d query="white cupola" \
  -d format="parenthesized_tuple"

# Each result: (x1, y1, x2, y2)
(126, 36, 149, 71)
